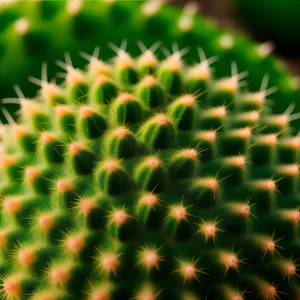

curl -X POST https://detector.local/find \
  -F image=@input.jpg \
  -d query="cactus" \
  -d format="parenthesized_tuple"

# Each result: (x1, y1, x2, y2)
(0, 48, 299, 299)
(234, 0, 300, 56)
(0, 0, 300, 127)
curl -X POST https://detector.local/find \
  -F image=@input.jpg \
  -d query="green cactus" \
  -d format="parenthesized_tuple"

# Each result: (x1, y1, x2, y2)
(0, 0, 300, 128)
(234, 0, 300, 56)
(0, 48, 299, 299)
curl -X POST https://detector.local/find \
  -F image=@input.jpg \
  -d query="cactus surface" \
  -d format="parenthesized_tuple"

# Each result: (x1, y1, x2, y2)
(0, 0, 300, 127)
(0, 49, 299, 299)
(234, 0, 300, 56)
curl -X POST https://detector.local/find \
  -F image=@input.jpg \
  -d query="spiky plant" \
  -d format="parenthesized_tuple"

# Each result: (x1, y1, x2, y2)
(234, 0, 300, 56)
(0, 0, 300, 126)
(0, 47, 299, 300)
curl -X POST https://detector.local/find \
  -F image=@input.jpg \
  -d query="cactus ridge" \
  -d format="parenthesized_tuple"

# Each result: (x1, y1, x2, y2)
(0, 0, 300, 127)
(0, 48, 299, 299)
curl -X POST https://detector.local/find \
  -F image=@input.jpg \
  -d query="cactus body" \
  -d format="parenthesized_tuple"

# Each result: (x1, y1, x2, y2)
(0, 51, 299, 299)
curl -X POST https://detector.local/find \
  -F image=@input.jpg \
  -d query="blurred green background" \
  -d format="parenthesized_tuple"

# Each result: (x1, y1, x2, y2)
(177, 0, 300, 75)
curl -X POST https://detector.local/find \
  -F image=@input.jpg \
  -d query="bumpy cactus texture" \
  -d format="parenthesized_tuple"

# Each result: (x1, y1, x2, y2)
(0, 49, 299, 299)
(234, 0, 300, 56)
(0, 0, 300, 127)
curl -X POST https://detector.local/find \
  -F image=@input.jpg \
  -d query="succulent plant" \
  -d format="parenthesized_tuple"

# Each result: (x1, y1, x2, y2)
(0, 0, 300, 127)
(0, 48, 299, 299)
(234, 0, 300, 56)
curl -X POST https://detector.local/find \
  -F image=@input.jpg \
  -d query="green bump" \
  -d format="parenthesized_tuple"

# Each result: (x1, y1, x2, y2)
(90, 75, 118, 105)
(105, 126, 138, 159)
(96, 159, 131, 196)
(78, 106, 107, 139)
(139, 113, 176, 149)
(136, 75, 165, 108)
(134, 156, 169, 193)
(110, 93, 143, 125)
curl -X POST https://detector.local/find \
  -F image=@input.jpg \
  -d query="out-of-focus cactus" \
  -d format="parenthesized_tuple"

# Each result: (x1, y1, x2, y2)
(0, 0, 299, 127)
(0, 49, 299, 299)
